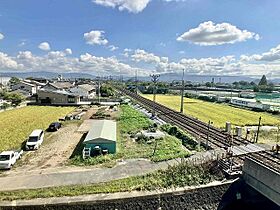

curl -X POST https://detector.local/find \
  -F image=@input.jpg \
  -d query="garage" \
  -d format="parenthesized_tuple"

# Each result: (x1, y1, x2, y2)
(83, 120, 117, 157)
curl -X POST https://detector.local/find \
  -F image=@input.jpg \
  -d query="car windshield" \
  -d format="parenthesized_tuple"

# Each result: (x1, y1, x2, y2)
(50, 123, 56, 126)
(28, 136, 38, 142)
(0, 155, 10, 161)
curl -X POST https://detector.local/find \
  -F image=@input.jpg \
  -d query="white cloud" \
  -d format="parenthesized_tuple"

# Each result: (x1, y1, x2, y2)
(241, 44, 280, 62)
(0, 33, 4, 40)
(65, 48, 72, 55)
(0, 50, 147, 76)
(159, 42, 166, 47)
(131, 49, 161, 64)
(47, 49, 72, 59)
(18, 41, 26, 47)
(0, 52, 21, 69)
(122, 48, 132, 57)
(92, 0, 151, 13)
(108, 45, 119, 51)
(177, 21, 260, 46)
(38, 42, 51, 51)
(84, 30, 108, 45)
(3, 42, 280, 77)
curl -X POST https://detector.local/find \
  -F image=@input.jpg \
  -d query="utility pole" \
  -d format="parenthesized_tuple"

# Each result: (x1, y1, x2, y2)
(180, 68, 185, 113)
(230, 85, 233, 100)
(206, 120, 213, 150)
(255, 116, 262, 143)
(135, 69, 138, 94)
(97, 76, 101, 104)
(277, 125, 279, 142)
(150, 74, 160, 117)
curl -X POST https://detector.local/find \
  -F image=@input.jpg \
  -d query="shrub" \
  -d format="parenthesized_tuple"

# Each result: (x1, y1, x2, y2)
(161, 124, 199, 150)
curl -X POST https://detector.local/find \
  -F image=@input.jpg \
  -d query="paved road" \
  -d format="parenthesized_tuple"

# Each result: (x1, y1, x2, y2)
(0, 149, 225, 192)
(0, 159, 178, 191)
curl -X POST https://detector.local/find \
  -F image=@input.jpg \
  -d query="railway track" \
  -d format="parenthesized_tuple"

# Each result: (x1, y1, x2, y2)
(120, 88, 243, 148)
(248, 151, 280, 172)
(118, 87, 280, 171)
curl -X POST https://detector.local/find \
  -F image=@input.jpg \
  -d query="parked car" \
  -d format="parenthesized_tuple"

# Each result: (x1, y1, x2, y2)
(48, 122, 61, 131)
(65, 114, 74, 121)
(25, 129, 44, 150)
(0, 150, 23, 169)
(74, 112, 85, 120)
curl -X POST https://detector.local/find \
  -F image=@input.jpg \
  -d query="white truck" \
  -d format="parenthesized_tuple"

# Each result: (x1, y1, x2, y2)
(0, 150, 23, 169)
(25, 129, 44, 150)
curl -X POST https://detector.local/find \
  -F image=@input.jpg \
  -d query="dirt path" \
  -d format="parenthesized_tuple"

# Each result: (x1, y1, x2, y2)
(3, 107, 98, 176)
(4, 123, 82, 175)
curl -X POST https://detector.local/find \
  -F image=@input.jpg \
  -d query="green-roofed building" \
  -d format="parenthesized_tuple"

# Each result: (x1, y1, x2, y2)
(83, 120, 117, 155)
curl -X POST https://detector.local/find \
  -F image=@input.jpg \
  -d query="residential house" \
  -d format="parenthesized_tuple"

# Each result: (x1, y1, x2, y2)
(37, 89, 80, 105)
(70, 84, 96, 99)
(42, 82, 74, 91)
(11, 80, 37, 95)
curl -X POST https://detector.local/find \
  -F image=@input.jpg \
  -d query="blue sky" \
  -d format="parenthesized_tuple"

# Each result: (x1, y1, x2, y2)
(1, 0, 280, 77)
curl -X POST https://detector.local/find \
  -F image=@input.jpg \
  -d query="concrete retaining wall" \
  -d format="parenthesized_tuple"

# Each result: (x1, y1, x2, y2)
(0, 183, 231, 210)
(243, 157, 280, 206)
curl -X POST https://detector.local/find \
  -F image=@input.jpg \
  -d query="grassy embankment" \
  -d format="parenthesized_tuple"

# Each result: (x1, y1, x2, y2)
(0, 106, 75, 151)
(143, 94, 280, 143)
(0, 161, 220, 201)
(70, 104, 190, 166)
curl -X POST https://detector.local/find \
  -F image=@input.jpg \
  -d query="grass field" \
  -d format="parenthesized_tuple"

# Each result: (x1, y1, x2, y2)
(70, 104, 190, 166)
(143, 94, 280, 128)
(0, 106, 75, 151)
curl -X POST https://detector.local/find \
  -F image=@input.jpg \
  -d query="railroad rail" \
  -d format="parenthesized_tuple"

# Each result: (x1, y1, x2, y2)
(118, 87, 280, 172)
(120, 88, 243, 148)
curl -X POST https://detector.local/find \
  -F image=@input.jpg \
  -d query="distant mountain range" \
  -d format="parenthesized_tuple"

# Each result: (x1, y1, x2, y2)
(0, 71, 95, 79)
(0, 71, 279, 84)
(138, 73, 257, 83)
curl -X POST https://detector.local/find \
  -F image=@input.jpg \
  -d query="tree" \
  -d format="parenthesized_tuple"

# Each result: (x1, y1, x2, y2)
(250, 81, 256, 86)
(1, 102, 10, 110)
(258, 75, 268, 86)
(4, 92, 25, 106)
(253, 85, 259, 92)
(100, 85, 114, 97)
(9, 77, 20, 85)
(205, 82, 212, 87)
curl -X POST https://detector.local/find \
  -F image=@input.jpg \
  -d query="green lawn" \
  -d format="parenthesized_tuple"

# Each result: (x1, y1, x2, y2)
(0, 106, 75, 151)
(70, 104, 190, 166)
(143, 94, 280, 128)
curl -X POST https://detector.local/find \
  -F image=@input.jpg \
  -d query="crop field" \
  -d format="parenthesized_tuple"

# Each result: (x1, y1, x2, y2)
(0, 106, 75, 151)
(142, 94, 280, 128)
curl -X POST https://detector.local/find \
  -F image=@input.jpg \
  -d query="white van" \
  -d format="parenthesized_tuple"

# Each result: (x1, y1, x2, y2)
(25, 129, 44, 150)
